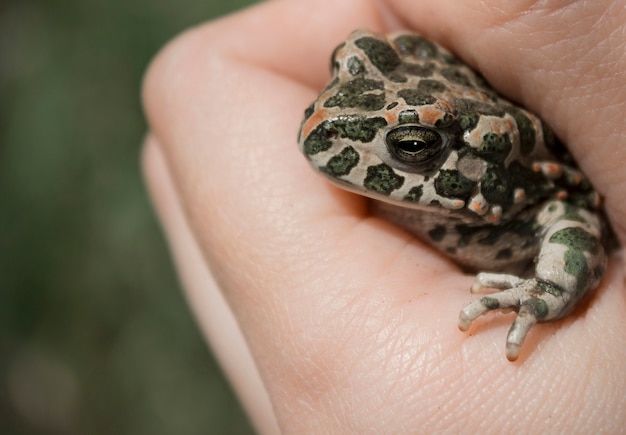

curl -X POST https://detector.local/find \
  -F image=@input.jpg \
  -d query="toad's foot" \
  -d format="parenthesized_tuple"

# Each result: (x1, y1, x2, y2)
(459, 274, 563, 361)
(458, 203, 606, 361)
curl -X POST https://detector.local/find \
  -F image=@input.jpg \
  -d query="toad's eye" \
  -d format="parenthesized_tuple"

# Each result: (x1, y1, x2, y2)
(385, 126, 443, 164)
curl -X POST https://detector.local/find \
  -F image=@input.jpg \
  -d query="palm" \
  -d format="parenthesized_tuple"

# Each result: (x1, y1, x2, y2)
(143, 0, 626, 432)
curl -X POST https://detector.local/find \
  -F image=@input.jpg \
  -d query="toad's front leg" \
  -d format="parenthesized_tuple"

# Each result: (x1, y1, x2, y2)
(458, 201, 607, 361)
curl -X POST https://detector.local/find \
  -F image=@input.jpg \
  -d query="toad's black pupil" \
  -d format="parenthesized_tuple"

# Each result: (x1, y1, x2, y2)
(398, 139, 427, 153)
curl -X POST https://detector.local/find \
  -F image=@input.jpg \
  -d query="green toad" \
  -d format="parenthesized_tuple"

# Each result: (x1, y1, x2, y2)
(298, 30, 609, 361)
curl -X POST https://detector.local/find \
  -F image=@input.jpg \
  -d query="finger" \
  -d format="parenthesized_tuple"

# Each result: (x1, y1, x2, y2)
(142, 0, 381, 224)
(141, 136, 280, 434)
(142, 0, 468, 429)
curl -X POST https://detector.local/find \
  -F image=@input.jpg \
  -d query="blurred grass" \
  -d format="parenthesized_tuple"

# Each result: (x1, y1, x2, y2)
(0, 0, 259, 433)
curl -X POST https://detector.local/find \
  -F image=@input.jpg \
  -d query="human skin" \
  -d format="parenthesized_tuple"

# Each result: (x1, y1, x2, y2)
(142, 0, 626, 433)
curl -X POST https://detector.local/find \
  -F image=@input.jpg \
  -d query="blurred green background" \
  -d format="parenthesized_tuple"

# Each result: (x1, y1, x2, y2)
(1, 0, 260, 433)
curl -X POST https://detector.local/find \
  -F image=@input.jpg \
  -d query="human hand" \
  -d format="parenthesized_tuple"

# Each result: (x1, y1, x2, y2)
(142, 0, 626, 432)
